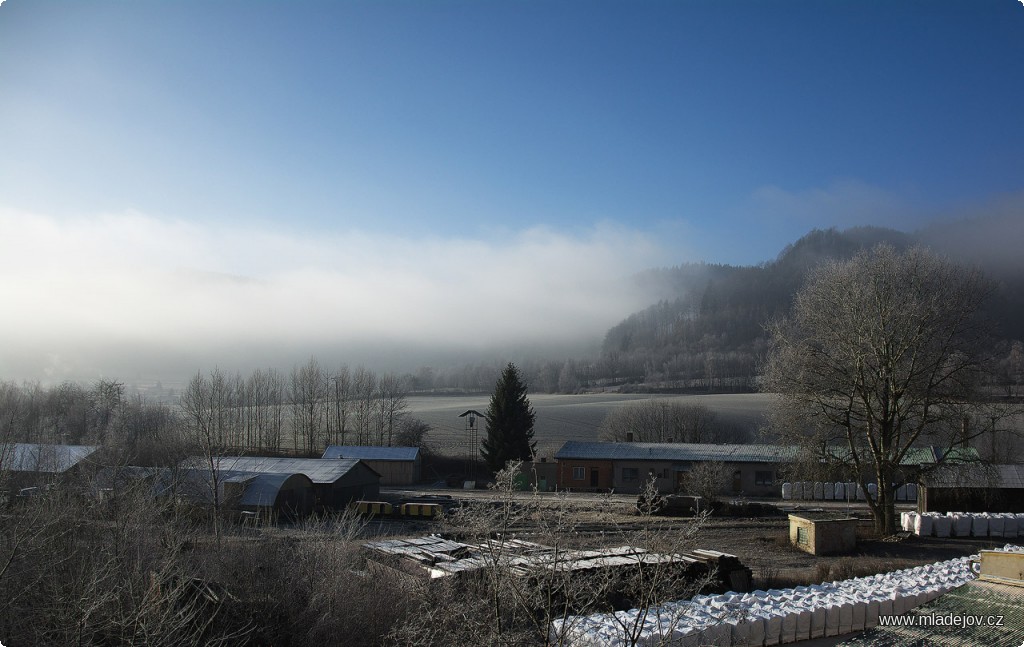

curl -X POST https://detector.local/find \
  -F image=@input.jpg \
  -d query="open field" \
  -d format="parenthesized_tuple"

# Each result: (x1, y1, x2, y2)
(408, 392, 776, 458)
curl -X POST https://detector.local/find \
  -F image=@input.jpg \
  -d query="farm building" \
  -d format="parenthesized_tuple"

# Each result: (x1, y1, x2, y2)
(157, 468, 316, 520)
(820, 445, 980, 485)
(918, 464, 1024, 513)
(184, 456, 381, 510)
(0, 443, 101, 495)
(322, 445, 421, 485)
(554, 441, 798, 495)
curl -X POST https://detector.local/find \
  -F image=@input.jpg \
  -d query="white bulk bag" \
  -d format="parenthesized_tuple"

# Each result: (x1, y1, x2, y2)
(990, 514, 1005, 538)
(972, 515, 990, 537)
(1002, 514, 1018, 538)
(914, 513, 932, 537)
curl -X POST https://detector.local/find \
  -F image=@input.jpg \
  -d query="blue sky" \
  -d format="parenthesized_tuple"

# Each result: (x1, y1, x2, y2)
(1, 0, 1023, 382)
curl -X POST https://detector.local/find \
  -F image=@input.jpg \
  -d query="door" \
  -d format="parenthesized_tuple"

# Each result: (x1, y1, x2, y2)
(590, 468, 599, 488)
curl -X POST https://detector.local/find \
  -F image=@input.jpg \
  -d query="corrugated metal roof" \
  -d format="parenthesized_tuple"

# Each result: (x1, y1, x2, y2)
(828, 445, 981, 466)
(553, 441, 798, 463)
(185, 456, 368, 484)
(322, 445, 419, 461)
(155, 468, 311, 509)
(1, 443, 100, 473)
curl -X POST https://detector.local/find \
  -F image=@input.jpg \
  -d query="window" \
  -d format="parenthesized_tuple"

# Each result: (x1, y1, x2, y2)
(572, 467, 585, 481)
(796, 526, 809, 546)
(622, 467, 639, 482)
(755, 470, 774, 486)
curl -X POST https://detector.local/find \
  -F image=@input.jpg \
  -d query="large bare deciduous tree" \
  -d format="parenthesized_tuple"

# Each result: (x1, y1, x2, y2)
(763, 245, 999, 534)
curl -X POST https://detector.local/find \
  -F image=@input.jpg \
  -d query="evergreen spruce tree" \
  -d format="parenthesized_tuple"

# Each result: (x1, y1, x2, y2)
(481, 363, 537, 474)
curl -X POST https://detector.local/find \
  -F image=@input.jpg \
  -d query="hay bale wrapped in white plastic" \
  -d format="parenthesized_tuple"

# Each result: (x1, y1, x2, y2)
(803, 482, 814, 501)
(932, 515, 952, 538)
(824, 482, 834, 500)
(782, 482, 792, 500)
(1017, 514, 1024, 538)
(834, 482, 845, 500)
(903, 511, 918, 533)
(791, 481, 803, 500)
(812, 482, 823, 500)
(856, 485, 866, 501)
(867, 483, 877, 498)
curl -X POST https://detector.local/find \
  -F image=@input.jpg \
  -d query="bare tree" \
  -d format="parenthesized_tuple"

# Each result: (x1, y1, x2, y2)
(377, 373, 408, 447)
(352, 367, 377, 446)
(763, 245, 1005, 534)
(289, 357, 328, 453)
(682, 460, 728, 504)
(179, 369, 230, 541)
(599, 400, 725, 443)
(329, 365, 352, 447)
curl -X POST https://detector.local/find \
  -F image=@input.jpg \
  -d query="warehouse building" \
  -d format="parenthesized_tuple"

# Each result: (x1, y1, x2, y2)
(322, 445, 421, 485)
(189, 456, 381, 510)
(554, 441, 797, 495)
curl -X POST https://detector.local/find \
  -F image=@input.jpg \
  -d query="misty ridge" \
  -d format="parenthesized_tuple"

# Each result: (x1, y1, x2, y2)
(600, 214, 1024, 398)
(4, 213, 1023, 402)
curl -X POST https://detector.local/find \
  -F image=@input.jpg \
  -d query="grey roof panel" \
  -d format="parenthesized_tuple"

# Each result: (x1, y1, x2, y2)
(183, 456, 368, 484)
(322, 445, 420, 461)
(1, 443, 100, 473)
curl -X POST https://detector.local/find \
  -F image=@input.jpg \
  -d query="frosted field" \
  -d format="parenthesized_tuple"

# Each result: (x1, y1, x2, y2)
(407, 392, 774, 458)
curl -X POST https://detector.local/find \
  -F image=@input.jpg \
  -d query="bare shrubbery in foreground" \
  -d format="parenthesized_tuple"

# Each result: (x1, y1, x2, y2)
(1, 464, 708, 646)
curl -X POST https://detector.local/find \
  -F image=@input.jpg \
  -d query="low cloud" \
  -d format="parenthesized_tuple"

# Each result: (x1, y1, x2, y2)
(0, 209, 666, 382)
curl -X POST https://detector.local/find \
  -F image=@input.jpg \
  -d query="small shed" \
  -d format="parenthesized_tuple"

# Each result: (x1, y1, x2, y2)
(789, 513, 859, 555)
(322, 445, 421, 485)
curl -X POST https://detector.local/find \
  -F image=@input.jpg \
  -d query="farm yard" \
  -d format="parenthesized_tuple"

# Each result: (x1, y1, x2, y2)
(367, 485, 1005, 591)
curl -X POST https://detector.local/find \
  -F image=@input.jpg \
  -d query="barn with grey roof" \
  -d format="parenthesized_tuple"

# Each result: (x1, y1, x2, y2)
(183, 456, 381, 511)
(322, 445, 422, 485)
(554, 441, 798, 495)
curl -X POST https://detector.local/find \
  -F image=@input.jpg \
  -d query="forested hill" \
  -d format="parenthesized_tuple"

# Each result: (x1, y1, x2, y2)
(596, 224, 1023, 392)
